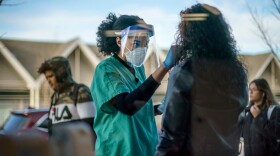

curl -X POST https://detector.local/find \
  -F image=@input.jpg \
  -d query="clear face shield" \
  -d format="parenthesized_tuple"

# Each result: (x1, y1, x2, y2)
(117, 24, 159, 67)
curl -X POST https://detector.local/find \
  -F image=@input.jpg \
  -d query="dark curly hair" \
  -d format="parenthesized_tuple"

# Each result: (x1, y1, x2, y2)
(175, 4, 248, 101)
(96, 13, 144, 56)
(175, 3, 239, 61)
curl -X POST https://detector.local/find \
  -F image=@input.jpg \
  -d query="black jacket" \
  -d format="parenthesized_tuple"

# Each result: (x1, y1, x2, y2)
(156, 59, 248, 156)
(243, 105, 280, 156)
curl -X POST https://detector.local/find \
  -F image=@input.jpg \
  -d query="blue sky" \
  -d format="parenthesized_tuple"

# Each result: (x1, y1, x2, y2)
(0, 0, 279, 53)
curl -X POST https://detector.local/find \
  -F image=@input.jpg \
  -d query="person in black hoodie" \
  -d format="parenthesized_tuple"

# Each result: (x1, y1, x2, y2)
(243, 78, 280, 156)
(155, 3, 248, 156)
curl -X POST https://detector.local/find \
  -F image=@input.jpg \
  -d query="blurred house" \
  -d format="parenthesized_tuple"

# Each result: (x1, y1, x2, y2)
(0, 38, 165, 123)
(241, 52, 280, 100)
(1, 38, 280, 123)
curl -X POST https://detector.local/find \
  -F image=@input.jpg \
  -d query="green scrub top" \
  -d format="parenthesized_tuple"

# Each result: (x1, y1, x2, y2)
(90, 56, 158, 156)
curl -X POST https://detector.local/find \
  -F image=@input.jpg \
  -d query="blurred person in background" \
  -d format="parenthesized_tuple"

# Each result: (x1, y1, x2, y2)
(90, 13, 177, 156)
(38, 56, 96, 140)
(156, 3, 248, 156)
(243, 78, 280, 156)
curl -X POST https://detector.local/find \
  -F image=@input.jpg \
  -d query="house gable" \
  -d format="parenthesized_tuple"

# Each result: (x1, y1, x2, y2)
(0, 52, 27, 90)
(1, 39, 66, 79)
(241, 53, 271, 81)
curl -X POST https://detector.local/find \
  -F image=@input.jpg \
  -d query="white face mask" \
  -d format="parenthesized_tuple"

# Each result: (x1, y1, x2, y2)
(125, 47, 147, 67)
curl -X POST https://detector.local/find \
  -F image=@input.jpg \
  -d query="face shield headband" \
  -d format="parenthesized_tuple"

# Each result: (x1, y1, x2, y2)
(115, 24, 159, 67)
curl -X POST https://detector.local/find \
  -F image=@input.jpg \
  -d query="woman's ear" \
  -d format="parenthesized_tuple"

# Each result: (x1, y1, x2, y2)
(116, 37, 121, 47)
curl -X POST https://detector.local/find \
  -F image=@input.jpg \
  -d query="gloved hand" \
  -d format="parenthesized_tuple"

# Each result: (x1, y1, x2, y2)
(163, 45, 178, 70)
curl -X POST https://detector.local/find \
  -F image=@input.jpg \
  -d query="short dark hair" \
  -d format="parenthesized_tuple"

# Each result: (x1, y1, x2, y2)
(96, 13, 144, 56)
(38, 56, 72, 83)
(38, 60, 52, 74)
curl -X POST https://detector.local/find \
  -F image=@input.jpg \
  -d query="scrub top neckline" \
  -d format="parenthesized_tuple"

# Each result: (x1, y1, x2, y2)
(113, 53, 139, 83)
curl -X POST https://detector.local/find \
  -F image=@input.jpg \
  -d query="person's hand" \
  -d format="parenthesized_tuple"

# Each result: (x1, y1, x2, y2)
(163, 45, 178, 70)
(250, 105, 261, 118)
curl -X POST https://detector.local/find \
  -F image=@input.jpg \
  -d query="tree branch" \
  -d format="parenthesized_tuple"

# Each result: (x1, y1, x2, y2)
(246, 1, 276, 55)
(0, 0, 25, 6)
(272, 0, 280, 15)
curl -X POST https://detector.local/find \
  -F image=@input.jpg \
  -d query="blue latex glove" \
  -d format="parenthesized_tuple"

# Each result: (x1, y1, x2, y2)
(163, 45, 177, 69)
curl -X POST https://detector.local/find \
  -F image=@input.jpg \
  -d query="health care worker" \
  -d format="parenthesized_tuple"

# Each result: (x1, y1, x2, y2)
(90, 13, 176, 156)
